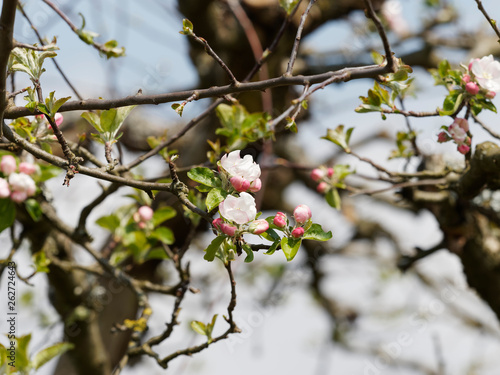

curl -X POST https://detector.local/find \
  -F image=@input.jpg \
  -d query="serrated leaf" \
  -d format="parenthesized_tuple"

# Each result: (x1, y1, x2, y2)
(280, 236, 301, 261)
(187, 167, 219, 187)
(303, 223, 332, 241)
(204, 235, 225, 261)
(32, 342, 74, 370)
(206, 188, 227, 212)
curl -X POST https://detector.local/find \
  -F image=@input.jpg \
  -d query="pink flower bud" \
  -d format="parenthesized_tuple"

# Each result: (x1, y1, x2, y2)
(138, 221, 147, 229)
(249, 178, 262, 192)
(221, 223, 237, 237)
(10, 190, 28, 203)
(457, 144, 470, 155)
(317, 182, 328, 194)
(212, 218, 224, 231)
(465, 82, 479, 95)
(437, 132, 449, 143)
(462, 74, 471, 84)
(293, 204, 312, 225)
(486, 91, 496, 99)
(138, 206, 154, 222)
(230, 176, 251, 192)
(18, 162, 36, 175)
(454, 117, 469, 132)
(310, 168, 325, 182)
(249, 219, 269, 235)
(54, 113, 63, 126)
(1, 155, 17, 175)
(0, 178, 10, 198)
(327, 168, 334, 178)
(291, 227, 305, 238)
(273, 212, 287, 228)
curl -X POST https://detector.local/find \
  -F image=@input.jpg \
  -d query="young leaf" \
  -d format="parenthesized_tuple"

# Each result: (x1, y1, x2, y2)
(187, 167, 219, 187)
(150, 227, 175, 245)
(32, 342, 74, 370)
(241, 243, 254, 263)
(325, 188, 341, 210)
(204, 235, 225, 261)
(190, 321, 207, 336)
(206, 188, 227, 212)
(303, 224, 332, 241)
(280, 236, 302, 261)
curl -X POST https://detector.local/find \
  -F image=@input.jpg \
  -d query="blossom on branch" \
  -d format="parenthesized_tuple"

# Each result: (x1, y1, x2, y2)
(219, 150, 261, 193)
(470, 55, 500, 92)
(219, 192, 257, 225)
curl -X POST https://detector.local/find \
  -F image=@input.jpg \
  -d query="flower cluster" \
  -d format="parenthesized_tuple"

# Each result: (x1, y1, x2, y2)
(272, 204, 312, 239)
(133, 205, 154, 229)
(463, 55, 500, 98)
(0, 155, 37, 203)
(310, 166, 334, 194)
(437, 118, 471, 155)
(219, 150, 262, 193)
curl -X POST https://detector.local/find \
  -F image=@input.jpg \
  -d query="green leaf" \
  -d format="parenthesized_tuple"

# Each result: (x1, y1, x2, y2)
(180, 19, 194, 35)
(95, 214, 121, 233)
(439, 92, 463, 116)
(14, 334, 31, 372)
(303, 223, 332, 241)
(264, 239, 280, 255)
(204, 235, 225, 262)
(241, 243, 254, 263)
(190, 321, 207, 336)
(32, 250, 50, 273)
(280, 237, 302, 261)
(38, 163, 62, 182)
(81, 112, 102, 132)
(152, 206, 176, 226)
(0, 199, 15, 234)
(171, 103, 184, 117)
(325, 188, 341, 210)
(187, 167, 220, 187)
(322, 125, 354, 152)
(32, 342, 74, 370)
(206, 188, 227, 212)
(438, 59, 451, 78)
(24, 199, 42, 222)
(150, 227, 175, 245)
(279, 0, 300, 14)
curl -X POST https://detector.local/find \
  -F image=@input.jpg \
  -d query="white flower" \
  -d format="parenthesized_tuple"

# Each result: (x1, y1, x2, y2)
(470, 55, 500, 92)
(219, 192, 257, 224)
(220, 150, 261, 182)
(8, 173, 36, 196)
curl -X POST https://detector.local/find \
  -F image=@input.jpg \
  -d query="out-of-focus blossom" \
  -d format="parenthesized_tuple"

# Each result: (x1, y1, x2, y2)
(317, 182, 329, 194)
(0, 178, 10, 198)
(138, 206, 154, 221)
(19, 162, 37, 175)
(1, 155, 17, 175)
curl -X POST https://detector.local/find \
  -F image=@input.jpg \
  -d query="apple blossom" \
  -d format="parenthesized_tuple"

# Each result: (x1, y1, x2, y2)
(293, 204, 312, 225)
(465, 82, 479, 95)
(1, 155, 17, 175)
(448, 118, 468, 144)
(219, 192, 257, 224)
(55, 113, 64, 126)
(220, 222, 237, 237)
(230, 176, 251, 192)
(291, 227, 305, 238)
(486, 91, 496, 99)
(457, 144, 470, 155)
(310, 168, 325, 182)
(10, 190, 28, 203)
(0, 178, 10, 198)
(249, 219, 269, 235)
(220, 150, 261, 187)
(462, 74, 471, 84)
(273, 212, 287, 228)
(19, 162, 37, 175)
(327, 168, 334, 178)
(437, 132, 449, 143)
(317, 182, 329, 194)
(470, 55, 500, 92)
(9, 173, 36, 198)
(249, 178, 262, 193)
(138, 206, 154, 221)
(212, 218, 224, 232)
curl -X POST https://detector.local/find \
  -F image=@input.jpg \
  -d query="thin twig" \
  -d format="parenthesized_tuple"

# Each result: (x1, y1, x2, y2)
(474, 0, 500, 40)
(286, 0, 318, 76)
